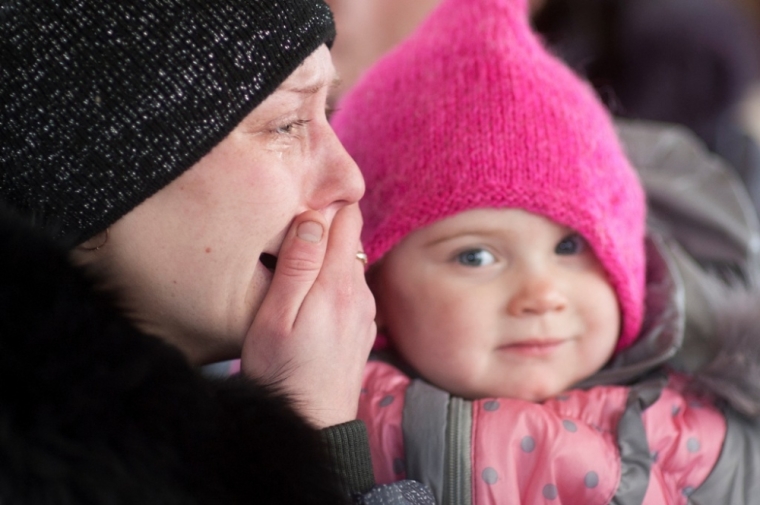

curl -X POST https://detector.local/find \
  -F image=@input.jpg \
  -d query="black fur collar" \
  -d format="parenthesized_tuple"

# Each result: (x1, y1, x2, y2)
(0, 209, 344, 504)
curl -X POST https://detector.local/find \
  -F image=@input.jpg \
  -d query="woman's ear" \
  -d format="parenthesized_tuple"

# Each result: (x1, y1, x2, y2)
(69, 229, 110, 269)
(78, 228, 110, 252)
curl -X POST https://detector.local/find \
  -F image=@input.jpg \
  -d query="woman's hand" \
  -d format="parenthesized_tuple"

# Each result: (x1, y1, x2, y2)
(241, 204, 376, 428)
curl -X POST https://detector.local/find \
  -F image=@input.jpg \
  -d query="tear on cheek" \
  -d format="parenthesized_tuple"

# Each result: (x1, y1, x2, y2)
(259, 253, 278, 273)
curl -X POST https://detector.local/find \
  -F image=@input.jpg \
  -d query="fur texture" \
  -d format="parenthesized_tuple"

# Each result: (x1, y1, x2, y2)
(689, 274, 760, 417)
(0, 209, 346, 504)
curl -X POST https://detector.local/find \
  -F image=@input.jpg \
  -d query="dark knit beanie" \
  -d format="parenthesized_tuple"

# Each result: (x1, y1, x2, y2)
(0, 0, 335, 244)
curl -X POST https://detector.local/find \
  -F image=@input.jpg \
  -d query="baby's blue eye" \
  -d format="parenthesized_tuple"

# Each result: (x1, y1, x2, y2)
(555, 233, 587, 255)
(456, 248, 495, 267)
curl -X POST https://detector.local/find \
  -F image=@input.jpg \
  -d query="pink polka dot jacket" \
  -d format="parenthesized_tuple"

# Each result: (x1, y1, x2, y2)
(361, 363, 725, 504)
(359, 122, 760, 504)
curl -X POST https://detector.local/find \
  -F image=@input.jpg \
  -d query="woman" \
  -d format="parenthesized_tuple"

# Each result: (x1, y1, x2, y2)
(0, 0, 432, 503)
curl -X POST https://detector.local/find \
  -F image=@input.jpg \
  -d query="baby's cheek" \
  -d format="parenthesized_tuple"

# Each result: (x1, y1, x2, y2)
(424, 348, 494, 398)
(583, 327, 619, 372)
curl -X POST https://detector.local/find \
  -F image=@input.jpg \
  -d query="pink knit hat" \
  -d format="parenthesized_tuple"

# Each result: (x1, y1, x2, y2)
(331, 0, 646, 351)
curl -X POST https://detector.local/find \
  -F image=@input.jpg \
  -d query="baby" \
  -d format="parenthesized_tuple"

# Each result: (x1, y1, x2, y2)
(336, 0, 645, 402)
(332, 0, 760, 503)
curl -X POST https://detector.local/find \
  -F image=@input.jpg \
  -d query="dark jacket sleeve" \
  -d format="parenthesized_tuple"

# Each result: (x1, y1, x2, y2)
(321, 420, 435, 504)
(321, 421, 376, 495)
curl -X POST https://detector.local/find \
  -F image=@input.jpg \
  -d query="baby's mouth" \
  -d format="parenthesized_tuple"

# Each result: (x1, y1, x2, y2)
(259, 253, 278, 273)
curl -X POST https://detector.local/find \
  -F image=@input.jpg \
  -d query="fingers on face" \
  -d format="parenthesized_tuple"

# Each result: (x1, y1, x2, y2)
(321, 204, 366, 273)
(320, 204, 377, 335)
(255, 205, 375, 341)
(256, 210, 329, 330)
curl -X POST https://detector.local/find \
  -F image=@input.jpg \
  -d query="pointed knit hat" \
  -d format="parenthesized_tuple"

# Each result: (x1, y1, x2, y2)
(331, 0, 647, 350)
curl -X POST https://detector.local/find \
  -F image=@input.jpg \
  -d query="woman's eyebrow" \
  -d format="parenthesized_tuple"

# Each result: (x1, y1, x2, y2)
(285, 75, 342, 95)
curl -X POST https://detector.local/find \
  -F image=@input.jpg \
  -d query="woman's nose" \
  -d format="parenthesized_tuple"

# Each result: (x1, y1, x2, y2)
(308, 126, 365, 216)
(507, 273, 567, 317)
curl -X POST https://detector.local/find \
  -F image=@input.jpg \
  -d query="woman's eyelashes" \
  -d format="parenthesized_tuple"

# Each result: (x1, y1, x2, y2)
(455, 248, 496, 267)
(555, 233, 587, 256)
(273, 118, 311, 137)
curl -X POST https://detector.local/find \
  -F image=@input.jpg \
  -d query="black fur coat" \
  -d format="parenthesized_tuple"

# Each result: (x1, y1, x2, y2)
(0, 210, 347, 504)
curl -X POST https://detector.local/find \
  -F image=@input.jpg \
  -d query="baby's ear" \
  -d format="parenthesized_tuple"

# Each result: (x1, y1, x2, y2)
(363, 264, 386, 330)
(374, 308, 386, 333)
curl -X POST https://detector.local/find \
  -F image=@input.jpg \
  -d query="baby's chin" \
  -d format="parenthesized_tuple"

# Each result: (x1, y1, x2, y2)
(415, 361, 575, 403)
(453, 381, 569, 403)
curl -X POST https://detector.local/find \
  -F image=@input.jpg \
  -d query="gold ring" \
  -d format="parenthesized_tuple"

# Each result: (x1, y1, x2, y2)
(356, 251, 368, 265)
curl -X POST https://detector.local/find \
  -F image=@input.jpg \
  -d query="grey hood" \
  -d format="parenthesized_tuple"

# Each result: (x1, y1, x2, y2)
(577, 120, 760, 418)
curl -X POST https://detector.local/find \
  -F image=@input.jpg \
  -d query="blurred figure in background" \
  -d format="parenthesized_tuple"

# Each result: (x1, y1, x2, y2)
(534, 0, 760, 214)
(325, 0, 443, 100)
(325, 0, 546, 101)
(733, 0, 760, 40)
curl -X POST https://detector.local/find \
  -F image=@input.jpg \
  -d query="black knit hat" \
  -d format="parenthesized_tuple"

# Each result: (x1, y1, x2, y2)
(0, 0, 335, 244)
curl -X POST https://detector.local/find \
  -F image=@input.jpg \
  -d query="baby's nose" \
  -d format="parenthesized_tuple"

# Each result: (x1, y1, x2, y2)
(507, 276, 567, 316)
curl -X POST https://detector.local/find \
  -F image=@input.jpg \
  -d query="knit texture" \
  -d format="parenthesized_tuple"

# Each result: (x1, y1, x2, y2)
(332, 0, 646, 350)
(321, 421, 376, 497)
(0, 0, 335, 244)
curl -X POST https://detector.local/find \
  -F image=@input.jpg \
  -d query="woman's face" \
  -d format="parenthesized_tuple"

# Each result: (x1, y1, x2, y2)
(80, 45, 364, 363)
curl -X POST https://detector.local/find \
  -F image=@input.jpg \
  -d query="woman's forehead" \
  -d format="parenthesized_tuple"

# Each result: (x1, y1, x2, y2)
(278, 45, 336, 95)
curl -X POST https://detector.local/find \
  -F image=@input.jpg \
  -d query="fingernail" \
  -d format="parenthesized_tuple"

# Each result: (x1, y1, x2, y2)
(297, 221, 323, 243)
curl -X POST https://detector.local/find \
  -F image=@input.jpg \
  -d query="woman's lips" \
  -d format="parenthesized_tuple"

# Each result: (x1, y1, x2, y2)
(498, 339, 566, 357)
(259, 253, 278, 273)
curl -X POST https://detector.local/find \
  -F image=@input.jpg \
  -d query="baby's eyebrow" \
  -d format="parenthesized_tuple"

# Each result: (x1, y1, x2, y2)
(424, 229, 505, 247)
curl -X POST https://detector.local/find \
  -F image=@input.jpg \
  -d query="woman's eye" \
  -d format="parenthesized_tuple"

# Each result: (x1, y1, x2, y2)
(275, 119, 310, 135)
(455, 248, 495, 267)
(555, 233, 587, 255)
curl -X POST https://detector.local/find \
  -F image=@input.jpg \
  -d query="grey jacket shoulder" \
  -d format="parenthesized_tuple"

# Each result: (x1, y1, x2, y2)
(602, 119, 760, 418)
(616, 118, 760, 282)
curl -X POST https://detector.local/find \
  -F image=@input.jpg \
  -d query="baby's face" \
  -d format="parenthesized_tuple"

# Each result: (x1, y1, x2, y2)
(372, 208, 620, 402)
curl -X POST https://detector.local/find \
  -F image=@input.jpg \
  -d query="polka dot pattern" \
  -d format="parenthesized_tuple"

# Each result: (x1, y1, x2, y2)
(359, 362, 727, 504)
(484, 400, 500, 411)
(482, 467, 498, 485)
(474, 386, 721, 504)
(584, 471, 599, 488)
(521, 436, 536, 453)
(379, 395, 395, 407)
(562, 420, 578, 432)
(542, 483, 558, 499)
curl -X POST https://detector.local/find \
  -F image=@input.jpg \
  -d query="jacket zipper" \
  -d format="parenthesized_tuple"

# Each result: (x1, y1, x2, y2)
(444, 396, 472, 505)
